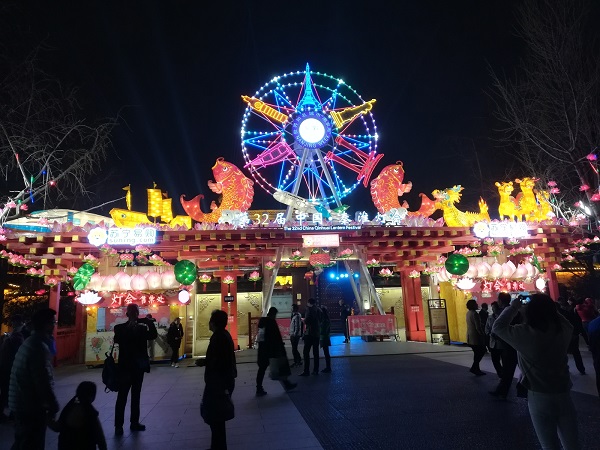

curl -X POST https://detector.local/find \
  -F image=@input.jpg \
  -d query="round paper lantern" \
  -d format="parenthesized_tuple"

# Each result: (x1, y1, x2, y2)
(490, 262, 503, 280)
(178, 290, 191, 304)
(512, 264, 528, 280)
(445, 254, 469, 276)
(146, 271, 162, 290)
(174, 260, 197, 285)
(502, 261, 516, 279)
(117, 273, 131, 291)
(161, 270, 177, 289)
(130, 274, 149, 291)
(101, 275, 118, 291)
(477, 262, 491, 278)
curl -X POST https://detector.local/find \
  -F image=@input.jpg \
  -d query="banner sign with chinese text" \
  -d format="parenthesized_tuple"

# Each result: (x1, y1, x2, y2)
(348, 315, 396, 336)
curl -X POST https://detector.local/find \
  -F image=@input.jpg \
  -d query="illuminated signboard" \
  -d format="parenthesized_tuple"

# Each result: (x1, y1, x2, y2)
(88, 227, 157, 246)
(472, 221, 528, 239)
(302, 234, 340, 248)
(285, 224, 361, 232)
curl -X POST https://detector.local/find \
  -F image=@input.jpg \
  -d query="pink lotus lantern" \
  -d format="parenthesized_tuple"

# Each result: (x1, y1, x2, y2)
(117, 273, 131, 291)
(501, 261, 516, 279)
(161, 270, 177, 289)
(198, 273, 212, 291)
(146, 272, 162, 290)
(101, 275, 119, 291)
(477, 262, 491, 278)
(489, 262, 503, 280)
(88, 273, 104, 291)
(512, 264, 528, 280)
(130, 274, 148, 291)
(465, 263, 478, 279)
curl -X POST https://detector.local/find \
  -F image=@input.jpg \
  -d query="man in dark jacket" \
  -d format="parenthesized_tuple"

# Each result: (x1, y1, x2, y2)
(300, 298, 321, 376)
(167, 317, 184, 368)
(489, 293, 521, 399)
(558, 298, 586, 374)
(339, 300, 351, 343)
(9, 308, 59, 450)
(256, 307, 296, 396)
(0, 314, 25, 421)
(113, 303, 157, 435)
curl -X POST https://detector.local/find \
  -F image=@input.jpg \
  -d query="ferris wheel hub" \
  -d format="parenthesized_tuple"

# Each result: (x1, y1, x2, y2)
(291, 110, 332, 149)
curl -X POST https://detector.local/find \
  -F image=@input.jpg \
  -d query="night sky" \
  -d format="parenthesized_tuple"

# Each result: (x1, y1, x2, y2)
(5, 0, 527, 218)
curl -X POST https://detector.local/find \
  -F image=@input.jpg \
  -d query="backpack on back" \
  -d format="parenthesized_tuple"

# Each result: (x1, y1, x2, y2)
(102, 344, 119, 393)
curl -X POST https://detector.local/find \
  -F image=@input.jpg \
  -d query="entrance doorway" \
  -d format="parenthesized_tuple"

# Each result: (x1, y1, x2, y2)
(316, 269, 356, 334)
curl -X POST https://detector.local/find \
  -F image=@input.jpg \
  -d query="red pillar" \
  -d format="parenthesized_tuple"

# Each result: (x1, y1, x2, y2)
(214, 270, 243, 350)
(400, 272, 426, 342)
(547, 270, 560, 301)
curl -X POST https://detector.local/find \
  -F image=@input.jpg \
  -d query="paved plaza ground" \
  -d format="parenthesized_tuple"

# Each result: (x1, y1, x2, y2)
(1, 336, 599, 449)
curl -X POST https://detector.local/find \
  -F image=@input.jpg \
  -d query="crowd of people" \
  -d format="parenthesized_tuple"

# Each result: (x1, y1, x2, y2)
(466, 293, 600, 450)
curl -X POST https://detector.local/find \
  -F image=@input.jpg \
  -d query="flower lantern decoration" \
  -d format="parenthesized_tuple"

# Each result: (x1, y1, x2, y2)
(265, 261, 276, 270)
(337, 248, 353, 259)
(408, 270, 420, 278)
(290, 250, 303, 261)
(379, 268, 394, 278)
(198, 273, 212, 292)
(83, 254, 99, 268)
(46, 276, 59, 287)
(223, 275, 235, 284)
(149, 254, 166, 266)
(366, 258, 380, 268)
(248, 271, 261, 282)
(487, 245, 503, 257)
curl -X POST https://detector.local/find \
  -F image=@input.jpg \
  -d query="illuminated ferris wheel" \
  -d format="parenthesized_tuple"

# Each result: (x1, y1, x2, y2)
(240, 64, 382, 211)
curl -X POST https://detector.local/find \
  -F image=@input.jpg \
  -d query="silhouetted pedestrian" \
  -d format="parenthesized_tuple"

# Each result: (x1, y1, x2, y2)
(489, 293, 520, 398)
(558, 298, 586, 375)
(588, 314, 600, 397)
(290, 304, 303, 367)
(485, 302, 503, 378)
(0, 314, 25, 421)
(300, 298, 321, 376)
(466, 299, 486, 376)
(256, 307, 296, 396)
(145, 314, 157, 361)
(339, 299, 351, 343)
(202, 309, 237, 450)
(50, 381, 107, 450)
(493, 294, 580, 450)
(113, 303, 157, 436)
(9, 308, 59, 450)
(167, 317, 184, 367)
(320, 306, 332, 373)
(575, 298, 598, 334)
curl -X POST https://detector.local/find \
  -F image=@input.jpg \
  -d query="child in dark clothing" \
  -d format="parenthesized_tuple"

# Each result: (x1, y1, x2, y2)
(50, 381, 107, 450)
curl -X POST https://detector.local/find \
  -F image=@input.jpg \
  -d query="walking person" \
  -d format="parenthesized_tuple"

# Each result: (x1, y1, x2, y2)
(339, 299, 351, 343)
(202, 309, 237, 450)
(466, 299, 486, 376)
(113, 303, 157, 435)
(493, 294, 581, 450)
(300, 298, 321, 376)
(49, 381, 107, 450)
(485, 302, 503, 378)
(290, 304, 303, 367)
(320, 306, 332, 373)
(489, 293, 520, 398)
(558, 298, 586, 375)
(575, 298, 598, 335)
(9, 308, 59, 450)
(167, 317, 184, 368)
(479, 302, 490, 352)
(0, 314, 25, 421)
(255, 307, 297, 396)
(145, 314, 157, 361)
(587, 314, 600, 397)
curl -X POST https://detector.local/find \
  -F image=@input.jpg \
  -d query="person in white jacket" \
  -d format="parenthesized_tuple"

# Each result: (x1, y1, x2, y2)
(492, 294, 580, 450)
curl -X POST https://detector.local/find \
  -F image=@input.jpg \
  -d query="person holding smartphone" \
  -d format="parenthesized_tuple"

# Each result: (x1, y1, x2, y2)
(492, 294, 580, 449)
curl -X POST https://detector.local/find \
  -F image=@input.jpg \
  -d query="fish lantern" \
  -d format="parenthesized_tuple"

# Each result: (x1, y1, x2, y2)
(146, 271, 162, 290)
(101, 275, 119, 291)
(174, 260, 197, 286)
(130, 274, 149, 291)
(161, 270, 177, 289)
(445, 254, 469, 276)
(117, 273, 131, 291)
